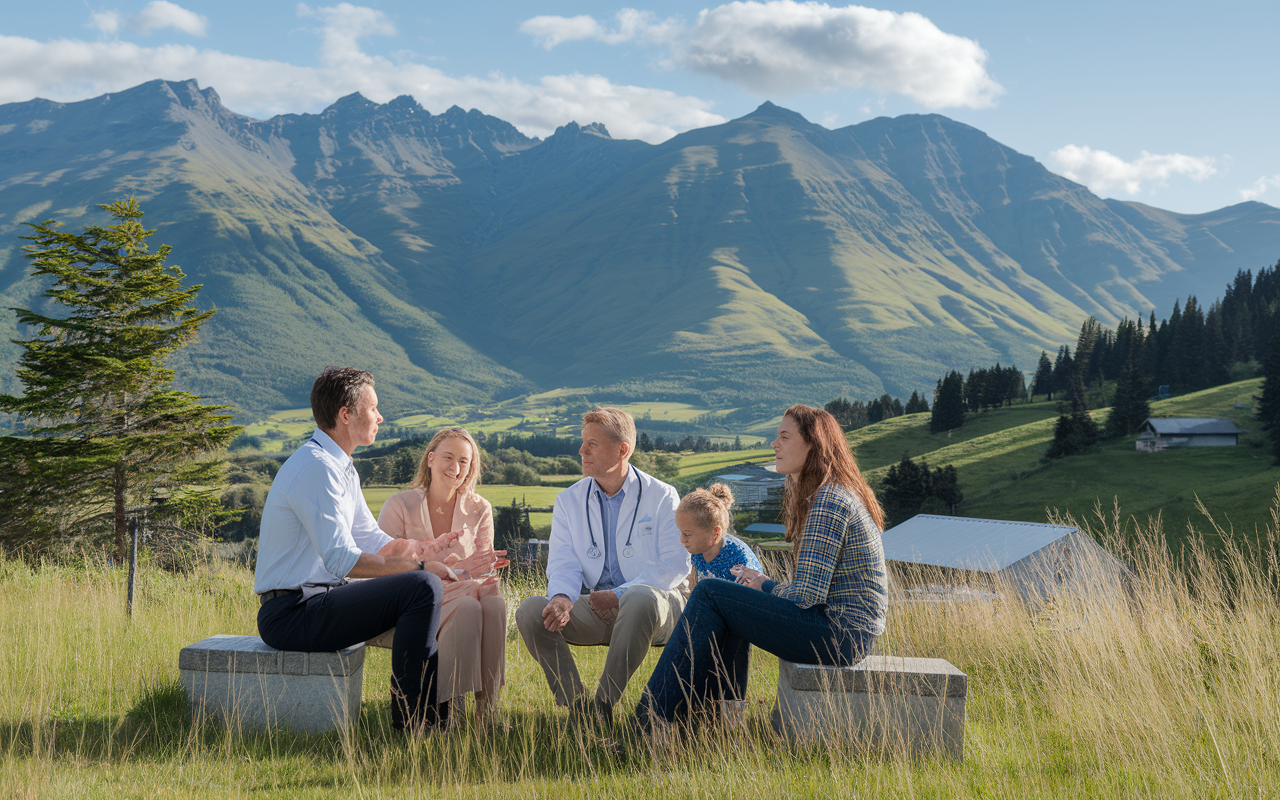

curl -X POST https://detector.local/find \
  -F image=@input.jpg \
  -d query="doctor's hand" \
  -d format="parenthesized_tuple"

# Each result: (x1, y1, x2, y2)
(588, 590, 619, 624)
(731, 565, 768, 591)
(542, 594, 574, 632)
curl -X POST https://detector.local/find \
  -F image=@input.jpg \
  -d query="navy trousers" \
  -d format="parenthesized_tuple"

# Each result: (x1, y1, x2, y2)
(638, 578, 876, 725)
(257, 571, 445, 729)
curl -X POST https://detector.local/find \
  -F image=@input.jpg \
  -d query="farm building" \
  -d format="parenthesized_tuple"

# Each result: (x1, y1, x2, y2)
(707, 463, 785, 510)
(881, 514, 1127, 604)
(1135, 417, 1245, 451)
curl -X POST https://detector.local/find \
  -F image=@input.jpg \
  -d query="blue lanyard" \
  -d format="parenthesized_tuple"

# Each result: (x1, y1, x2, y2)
(585, 466, 642, 559)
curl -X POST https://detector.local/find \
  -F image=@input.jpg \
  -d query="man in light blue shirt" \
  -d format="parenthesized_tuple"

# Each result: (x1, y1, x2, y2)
(255, 367, 499, 730)
(516, 408, 689, 726)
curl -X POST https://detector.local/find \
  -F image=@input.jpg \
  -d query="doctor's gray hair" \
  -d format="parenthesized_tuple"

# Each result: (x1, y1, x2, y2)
(582, 407, 636, 456)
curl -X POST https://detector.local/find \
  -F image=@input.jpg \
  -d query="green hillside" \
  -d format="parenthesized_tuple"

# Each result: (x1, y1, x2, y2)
(849, 379, 1276, 549)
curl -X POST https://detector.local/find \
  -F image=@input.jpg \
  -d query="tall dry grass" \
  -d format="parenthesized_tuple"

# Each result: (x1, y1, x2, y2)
(1, 496, 1278, 797)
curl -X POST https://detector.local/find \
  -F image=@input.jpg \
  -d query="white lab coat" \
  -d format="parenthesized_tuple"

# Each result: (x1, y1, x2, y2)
(545, 466, 689, 602)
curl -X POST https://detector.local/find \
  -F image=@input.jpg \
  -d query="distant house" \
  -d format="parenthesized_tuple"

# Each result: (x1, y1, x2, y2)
(1135, 417, 1245, 451)
(881, 514, 1128, 604)
(707, 463, 785, 510)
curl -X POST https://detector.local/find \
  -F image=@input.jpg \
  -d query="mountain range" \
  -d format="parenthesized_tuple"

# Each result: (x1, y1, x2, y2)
(0, 79, 1276, 417)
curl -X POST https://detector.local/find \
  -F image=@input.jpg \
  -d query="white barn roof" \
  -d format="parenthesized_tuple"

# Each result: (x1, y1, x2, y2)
(1142, 417, 1244, 436)
(882, 515, 1080, 573)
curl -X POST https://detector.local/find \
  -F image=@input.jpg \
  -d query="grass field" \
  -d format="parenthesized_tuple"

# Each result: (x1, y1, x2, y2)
(675, 448, 774, 477)
(615, 402, 713, 423)
(3, 503, 1278, 797)
(835, 379, 1279, 551)
(361, 485, 564, 529)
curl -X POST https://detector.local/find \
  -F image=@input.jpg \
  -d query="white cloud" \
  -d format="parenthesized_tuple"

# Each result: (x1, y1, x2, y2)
(521, 1, 1004, 109)
(520, 9, 679, 49)
(521, 15, 605, 49)
(1240, 174, 1280, 202)
(0, 5, 725, 143)
(134, 1, 209, 37)
(1047, 145, 1218, 196)
(89, 10, 122, 36)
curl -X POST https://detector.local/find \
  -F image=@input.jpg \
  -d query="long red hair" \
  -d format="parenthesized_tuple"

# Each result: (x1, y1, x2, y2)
(781, 404, 884, 555)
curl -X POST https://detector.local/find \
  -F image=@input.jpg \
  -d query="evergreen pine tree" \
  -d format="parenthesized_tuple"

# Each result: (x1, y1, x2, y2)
(880, 454, 929, 527)
(1051, 346, 1074, 397)
(1104, 354, 1151, 439)
(1257, 332, 1280, 465)
(930, 371, 966, 433)
(1032, 351, 1054, 400)
(0, 199, 241, 557)
(1045, 371, 1100, 459)
(904, 390, 930, 414)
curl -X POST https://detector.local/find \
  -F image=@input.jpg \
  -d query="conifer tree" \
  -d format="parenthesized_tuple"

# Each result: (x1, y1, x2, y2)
(1032, 351, 1054, 400)
(1045, 371, 1100, 459)
(1257, 332, 1280, 465)
(0, 198, 241, 558)
(1104, 354, 1151, 439)
(904, 390, 930, 414)
(930, 371, 966, 433)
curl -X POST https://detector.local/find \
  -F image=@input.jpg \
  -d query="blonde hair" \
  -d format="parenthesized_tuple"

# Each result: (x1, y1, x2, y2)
(411, 427, 482, 496)
(581, 407, 636, 455)
(678, 483, 735, 536)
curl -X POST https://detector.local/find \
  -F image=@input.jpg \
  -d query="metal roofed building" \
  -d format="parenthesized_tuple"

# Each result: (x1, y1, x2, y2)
(707, 463, 785, 510)
(1135, 417, 1245, 451)
(882, 514, 1127, 603)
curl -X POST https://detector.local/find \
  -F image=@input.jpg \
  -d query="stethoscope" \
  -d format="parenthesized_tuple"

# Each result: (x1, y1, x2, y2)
(585, 465, 643, 560)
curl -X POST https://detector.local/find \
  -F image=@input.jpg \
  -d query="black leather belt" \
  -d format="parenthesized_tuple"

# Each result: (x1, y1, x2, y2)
(259, 589, 301, 605)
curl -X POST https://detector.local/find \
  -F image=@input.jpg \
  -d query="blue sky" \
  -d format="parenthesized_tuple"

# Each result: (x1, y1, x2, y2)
(2, 1, 1277, 214)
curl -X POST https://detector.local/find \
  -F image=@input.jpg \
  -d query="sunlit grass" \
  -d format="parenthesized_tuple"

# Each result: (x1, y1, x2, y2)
(676, 448, 773, 477)
(3, 496, 1279, 796)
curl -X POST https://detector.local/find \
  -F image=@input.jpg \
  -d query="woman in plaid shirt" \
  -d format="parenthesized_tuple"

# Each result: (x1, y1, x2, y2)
(636, 404, 887, 730)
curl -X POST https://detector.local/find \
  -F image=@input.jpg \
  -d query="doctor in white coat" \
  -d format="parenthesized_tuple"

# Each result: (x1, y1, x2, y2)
(516, 407, 689, 724)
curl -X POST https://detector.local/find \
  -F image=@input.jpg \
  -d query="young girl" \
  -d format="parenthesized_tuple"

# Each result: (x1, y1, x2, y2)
(677, 483, 764, 586)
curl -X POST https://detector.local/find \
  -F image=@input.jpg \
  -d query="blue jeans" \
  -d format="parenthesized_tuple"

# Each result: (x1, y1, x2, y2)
(637, 579, 876, 724)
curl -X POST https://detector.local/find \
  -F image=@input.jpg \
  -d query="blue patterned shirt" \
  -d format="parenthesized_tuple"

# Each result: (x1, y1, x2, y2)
(764, 484, 887, 635)
(691, 534, 763, 582)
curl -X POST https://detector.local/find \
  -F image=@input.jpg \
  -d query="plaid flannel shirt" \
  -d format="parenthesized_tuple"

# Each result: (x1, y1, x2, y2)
(769, 484, 887, 635)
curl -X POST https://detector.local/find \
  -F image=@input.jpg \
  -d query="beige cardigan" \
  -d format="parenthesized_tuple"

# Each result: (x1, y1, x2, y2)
(377, 486, 494, 560)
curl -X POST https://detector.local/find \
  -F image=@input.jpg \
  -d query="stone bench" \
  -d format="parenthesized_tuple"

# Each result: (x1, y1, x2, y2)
(179, 635, 365, 733)
(771, 655, 967, 761)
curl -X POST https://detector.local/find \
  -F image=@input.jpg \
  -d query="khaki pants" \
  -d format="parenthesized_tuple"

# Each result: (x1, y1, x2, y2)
(515, 585, 685, 708)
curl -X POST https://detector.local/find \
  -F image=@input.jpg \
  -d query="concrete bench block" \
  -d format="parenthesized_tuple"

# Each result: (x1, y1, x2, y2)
(772, 655, 967, 761)
(179, 635, 365, 733)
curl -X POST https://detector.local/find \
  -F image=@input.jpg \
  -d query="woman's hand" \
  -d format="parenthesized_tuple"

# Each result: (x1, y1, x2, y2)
(418, 530, 462, 559)
(731, 564, 768, 591)
(450, 548, 508, 581)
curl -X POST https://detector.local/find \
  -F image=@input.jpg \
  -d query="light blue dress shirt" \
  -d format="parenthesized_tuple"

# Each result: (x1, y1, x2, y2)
(253, 428, 393, 596)
(591, 480, 629, 597)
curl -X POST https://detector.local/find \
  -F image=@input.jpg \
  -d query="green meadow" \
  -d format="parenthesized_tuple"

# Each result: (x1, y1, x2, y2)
(3, 504, 1277, 798)
(356, 379, 1278, 554)
(839, 379, 1276, 550)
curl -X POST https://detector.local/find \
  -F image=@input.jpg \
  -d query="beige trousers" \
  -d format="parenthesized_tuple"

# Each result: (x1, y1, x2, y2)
(515, 585, 684, 707)
(369, 592, 506, 706)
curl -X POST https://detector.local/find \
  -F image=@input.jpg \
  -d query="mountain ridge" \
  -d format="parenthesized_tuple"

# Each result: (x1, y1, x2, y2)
(0, 79, 1275, 416)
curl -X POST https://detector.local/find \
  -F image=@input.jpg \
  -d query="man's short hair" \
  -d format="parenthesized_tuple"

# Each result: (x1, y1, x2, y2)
(311, 367, 375, 430)
(582, 407, 636, 455)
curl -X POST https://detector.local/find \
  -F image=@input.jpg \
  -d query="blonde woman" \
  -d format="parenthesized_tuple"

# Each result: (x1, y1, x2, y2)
(378, 428, 507, 722)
